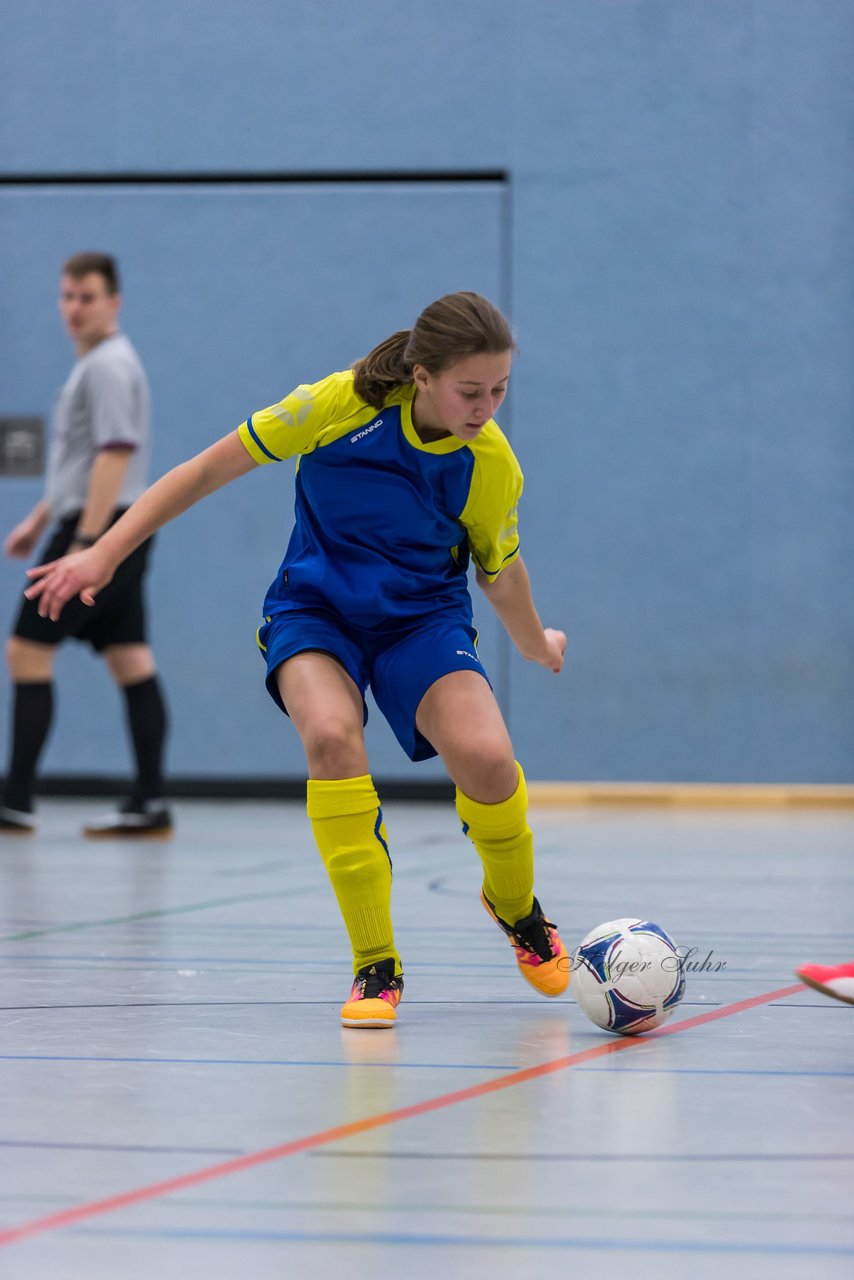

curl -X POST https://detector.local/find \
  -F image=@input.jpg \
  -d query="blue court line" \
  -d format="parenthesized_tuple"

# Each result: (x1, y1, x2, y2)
(0, 953, 789, 974)
(574, 1065, 854, 1078)
(67, 1225, 854, 1255)
(7, 921, 847, 940)
(0, 1140, 242, 1155)
(311, 1151, 854, 1162)
(1, 951, 824, 979)
(0, 1054, 516, 1069)
(0, 1054, 850, 1078)
(0, 997, 806, 1013)
(0, 954, 301, 964)
(0, 1001, 332, 1011)
(9, 1140, 847, 1162)
(0, 998, 544, 1011)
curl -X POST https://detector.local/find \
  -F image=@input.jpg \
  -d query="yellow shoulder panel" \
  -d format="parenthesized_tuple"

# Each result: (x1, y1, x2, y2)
(237, 370, 377, 464)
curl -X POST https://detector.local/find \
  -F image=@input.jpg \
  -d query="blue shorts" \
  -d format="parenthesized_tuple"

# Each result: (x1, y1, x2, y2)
(257, 608, 491, 762)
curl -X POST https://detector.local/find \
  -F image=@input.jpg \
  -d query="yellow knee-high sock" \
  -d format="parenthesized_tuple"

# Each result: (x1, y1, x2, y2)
(456, 762, 535, 926)
(306, 775, 402, 976)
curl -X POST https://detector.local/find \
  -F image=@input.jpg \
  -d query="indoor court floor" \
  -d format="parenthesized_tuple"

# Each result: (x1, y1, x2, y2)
(1, 796, 852, 1278)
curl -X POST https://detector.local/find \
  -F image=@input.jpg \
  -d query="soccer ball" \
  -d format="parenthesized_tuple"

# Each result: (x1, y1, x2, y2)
(571, 918, 686, 1035)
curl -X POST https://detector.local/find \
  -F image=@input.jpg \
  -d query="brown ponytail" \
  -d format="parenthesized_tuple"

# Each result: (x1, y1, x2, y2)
(352, 330, 412, 410)
(352, 292, 514, 409)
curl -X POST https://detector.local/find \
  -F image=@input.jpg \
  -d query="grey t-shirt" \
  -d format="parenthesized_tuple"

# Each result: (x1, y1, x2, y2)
(45, 332, 151, 520)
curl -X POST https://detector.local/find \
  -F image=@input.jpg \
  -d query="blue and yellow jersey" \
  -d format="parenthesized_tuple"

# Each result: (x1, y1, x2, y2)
(238, 370, 522, 632)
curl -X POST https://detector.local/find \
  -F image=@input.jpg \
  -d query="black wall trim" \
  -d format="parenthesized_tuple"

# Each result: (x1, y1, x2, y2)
(0, 170, 508, 187)
(34, 775, 455, 802)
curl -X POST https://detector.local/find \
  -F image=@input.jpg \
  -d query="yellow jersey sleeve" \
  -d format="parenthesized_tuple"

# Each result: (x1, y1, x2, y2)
(460, 425, 524, 581)
(237, 370, 370, 464)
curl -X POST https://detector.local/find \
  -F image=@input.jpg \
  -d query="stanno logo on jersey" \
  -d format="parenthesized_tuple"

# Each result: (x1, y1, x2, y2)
(350, 418, 383, 444)
(456, 649, 478, 662)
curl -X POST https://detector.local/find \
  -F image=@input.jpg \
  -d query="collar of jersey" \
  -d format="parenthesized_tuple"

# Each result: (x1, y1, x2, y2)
(397, 386, 470, 455)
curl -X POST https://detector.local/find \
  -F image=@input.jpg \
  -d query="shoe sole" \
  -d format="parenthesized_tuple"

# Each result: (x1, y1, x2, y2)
(517, 961, 570, 998)
(797, 971, 854, 1006)
(82, 827, 174, 840)
(340, 1016, 396, 1029)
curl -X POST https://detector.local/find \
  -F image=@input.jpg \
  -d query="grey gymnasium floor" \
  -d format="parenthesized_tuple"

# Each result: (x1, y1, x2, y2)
(1, 795, 853, 1280)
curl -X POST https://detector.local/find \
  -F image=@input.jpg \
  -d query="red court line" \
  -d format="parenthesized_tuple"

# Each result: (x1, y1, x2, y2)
(0, 983, 804, 1247)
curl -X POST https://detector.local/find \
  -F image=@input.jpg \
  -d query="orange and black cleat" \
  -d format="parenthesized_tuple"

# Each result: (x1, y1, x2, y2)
(481, 890, 570, 997)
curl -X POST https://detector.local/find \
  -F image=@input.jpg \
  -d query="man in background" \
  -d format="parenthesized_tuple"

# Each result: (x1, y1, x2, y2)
(1, 251, 171, 838)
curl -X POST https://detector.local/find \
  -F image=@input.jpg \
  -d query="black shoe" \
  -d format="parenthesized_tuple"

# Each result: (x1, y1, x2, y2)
(83, 798, 173, 839)
(0, 804, 37, 835)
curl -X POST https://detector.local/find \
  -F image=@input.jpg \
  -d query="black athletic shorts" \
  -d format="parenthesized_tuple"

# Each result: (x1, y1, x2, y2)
(11, 510, 154, 652)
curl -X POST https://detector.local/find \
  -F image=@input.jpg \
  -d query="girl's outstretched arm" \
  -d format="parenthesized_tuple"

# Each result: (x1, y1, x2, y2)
(25, 431, 258, 621)
(476, 557, 567, 673)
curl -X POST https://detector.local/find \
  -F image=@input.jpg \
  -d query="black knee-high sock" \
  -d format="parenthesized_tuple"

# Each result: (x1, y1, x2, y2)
(2, 681, 54, 812)
(122, 675, 168, 804)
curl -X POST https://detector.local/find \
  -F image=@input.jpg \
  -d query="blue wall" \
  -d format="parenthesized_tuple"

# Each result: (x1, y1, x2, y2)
(1, 1, 852, 783)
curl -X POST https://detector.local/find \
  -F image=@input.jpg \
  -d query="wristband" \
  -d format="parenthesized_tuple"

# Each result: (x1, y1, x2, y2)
(71, 534, 98, 547)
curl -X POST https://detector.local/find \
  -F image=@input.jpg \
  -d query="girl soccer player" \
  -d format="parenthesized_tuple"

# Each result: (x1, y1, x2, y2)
(26, 291, 569, 1028)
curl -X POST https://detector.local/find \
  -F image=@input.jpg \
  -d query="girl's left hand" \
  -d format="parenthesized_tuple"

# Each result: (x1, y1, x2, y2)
(541, 627, 567, 674)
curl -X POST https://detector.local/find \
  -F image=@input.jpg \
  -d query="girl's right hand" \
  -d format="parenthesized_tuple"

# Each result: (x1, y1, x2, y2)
(24, 547, 115, 621)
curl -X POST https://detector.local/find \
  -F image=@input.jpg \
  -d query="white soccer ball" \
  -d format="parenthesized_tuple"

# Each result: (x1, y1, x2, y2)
(571, 918, 686, 1035)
